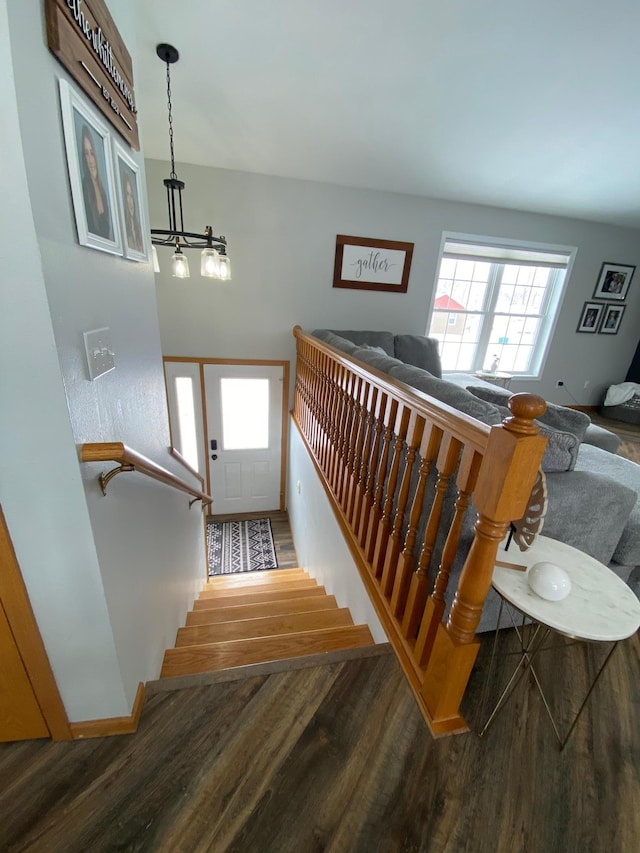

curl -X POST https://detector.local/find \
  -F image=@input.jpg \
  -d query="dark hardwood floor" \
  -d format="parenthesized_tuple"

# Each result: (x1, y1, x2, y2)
(3, 509, 638, 851)
(1, 629, 638, 852)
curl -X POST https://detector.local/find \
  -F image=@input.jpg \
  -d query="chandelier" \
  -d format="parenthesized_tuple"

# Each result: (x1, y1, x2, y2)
(150, 44, 231, 280)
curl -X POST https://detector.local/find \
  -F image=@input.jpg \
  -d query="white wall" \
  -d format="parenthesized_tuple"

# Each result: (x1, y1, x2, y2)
(287, 421, 386, 643)
(147, 158, 640, 406)
(3, 0, 205, 721)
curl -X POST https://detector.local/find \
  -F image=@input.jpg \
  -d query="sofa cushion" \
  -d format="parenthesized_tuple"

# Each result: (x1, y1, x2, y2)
(389, 365, 502, 425)
(324, 329, 395, 356)
(573, 443, 640, 566)
(543, 466, 637, 565)
(468, 385, 591, 443)
(351, 346, 404, 374)
(582, 422, 622, 454)
(311, 329, 360, 356)
(393, 335, 442, 378)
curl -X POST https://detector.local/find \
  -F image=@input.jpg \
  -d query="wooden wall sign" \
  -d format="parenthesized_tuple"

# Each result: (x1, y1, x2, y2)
(45, 0, 139, 150)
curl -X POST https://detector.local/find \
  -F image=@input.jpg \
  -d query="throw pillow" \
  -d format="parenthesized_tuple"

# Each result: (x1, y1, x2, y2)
(393, 335, 442, 378)
(351, 346, 404, 374)
(493, 404, 579, 472)
(326, 329, 395, 356)
(311, 330, 359, 356)
(468, 385, 591, 443)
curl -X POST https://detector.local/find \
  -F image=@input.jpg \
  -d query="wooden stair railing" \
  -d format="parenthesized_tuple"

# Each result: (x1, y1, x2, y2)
(292, 326, 547, 737)
(80, 442, 212, 510)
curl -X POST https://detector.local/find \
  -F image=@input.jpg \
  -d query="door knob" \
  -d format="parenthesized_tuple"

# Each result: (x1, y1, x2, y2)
(211, 453, 218, 461)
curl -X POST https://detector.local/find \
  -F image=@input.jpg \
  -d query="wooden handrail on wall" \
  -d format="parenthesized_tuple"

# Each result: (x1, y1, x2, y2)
(80, 442, 212, 509)
(292, 326, 547, 737)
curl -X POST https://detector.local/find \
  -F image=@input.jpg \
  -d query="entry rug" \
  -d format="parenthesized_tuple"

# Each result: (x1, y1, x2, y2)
(207, 517, 278, 576)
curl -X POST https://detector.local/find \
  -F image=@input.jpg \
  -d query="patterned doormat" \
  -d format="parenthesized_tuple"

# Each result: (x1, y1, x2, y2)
(207, 517, 278, 576)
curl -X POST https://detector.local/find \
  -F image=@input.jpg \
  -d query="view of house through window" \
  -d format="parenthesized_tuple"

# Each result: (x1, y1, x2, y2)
(427, 237, 575, 376)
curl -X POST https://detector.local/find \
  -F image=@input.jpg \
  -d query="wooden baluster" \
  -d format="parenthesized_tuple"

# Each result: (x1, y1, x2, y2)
(357, 390, 387, 545)
(380, 413, 425, 597)
(319, 353, 336, 473)
(353, 385, 378, 535)
(414, 445, 483, 665)
(401, 434, 462, 639)
(337, 369, 355, 502)
(392, 424, 443, 621)
(325, 358, 341, 485)
(364, 397, 398, 562)
(373, 405, 411, 580)
(346, 378, 370, 524)
(339, 374, 361, 508)
(329, 364, 348, 493)
(420, 394, 547, 731)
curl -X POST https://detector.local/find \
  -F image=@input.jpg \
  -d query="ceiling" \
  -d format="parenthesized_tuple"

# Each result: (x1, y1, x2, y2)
(134, 0, 640, 229)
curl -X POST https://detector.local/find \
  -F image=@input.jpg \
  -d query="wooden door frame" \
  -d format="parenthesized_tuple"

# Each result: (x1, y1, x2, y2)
(0, 506, 71, 740)
(163, 357, 289, 511)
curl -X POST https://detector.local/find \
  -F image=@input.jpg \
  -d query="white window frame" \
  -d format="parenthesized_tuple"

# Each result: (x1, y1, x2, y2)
(426, 232, 577, 378)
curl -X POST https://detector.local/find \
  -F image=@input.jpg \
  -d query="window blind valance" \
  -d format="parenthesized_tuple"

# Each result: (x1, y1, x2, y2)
(442, 240, 572, 269)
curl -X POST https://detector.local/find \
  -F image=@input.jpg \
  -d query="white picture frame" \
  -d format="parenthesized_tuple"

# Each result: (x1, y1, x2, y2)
(113, 139, 149, 262)
(58, 78, 122, 256)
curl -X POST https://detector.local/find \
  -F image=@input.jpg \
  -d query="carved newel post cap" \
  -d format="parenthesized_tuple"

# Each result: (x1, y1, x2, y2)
(504, 393, 547, 435)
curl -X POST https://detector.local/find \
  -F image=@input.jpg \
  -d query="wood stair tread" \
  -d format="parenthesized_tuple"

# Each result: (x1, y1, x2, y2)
(197, 578, 318, 600)
(204, 568, 307, 588)
(160, 625, 375, 678)
(193, 585, 326, 610)
(185, 595, 339, 626)
(176, 608, 354, 646)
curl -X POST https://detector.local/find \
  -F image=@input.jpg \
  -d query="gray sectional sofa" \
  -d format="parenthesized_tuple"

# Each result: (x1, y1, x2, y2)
(310, 329, 640, 625)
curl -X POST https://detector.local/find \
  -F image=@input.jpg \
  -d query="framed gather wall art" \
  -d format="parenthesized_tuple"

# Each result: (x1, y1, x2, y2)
(59, 79, 123, 256)
(114, 140, 149, 262)
(333, 235, 414, 293)
(592, 262, 635, 301)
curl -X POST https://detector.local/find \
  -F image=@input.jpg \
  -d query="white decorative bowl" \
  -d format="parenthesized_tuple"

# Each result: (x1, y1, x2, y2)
(527, 561, 572, 601)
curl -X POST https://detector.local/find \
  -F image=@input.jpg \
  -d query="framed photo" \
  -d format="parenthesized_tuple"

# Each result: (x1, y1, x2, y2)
(599, 303, 626, 335)
(333, 235, 414, 293)
(592, 262, 635, 301)
(58, 78, 122, 256)
(576, 301, 603, 333)
(113, 140, 149, 262)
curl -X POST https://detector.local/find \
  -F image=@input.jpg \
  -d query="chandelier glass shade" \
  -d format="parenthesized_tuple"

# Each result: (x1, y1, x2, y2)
(150, 44, 231, 280)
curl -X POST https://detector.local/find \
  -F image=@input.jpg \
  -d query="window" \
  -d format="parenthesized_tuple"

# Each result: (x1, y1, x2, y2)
(427, 236, 575, 376)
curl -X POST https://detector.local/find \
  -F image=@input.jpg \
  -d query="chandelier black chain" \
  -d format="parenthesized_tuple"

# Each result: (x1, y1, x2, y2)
(166, 59, 177, 180)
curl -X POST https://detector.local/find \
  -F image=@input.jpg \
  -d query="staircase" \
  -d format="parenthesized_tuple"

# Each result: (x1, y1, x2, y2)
(159, 568, 375, 678)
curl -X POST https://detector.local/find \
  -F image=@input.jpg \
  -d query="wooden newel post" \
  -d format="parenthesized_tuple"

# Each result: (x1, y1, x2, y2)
(420, 393, 547, 732)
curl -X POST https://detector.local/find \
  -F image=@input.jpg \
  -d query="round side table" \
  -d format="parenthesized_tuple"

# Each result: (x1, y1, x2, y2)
(479, 535, 640, 749)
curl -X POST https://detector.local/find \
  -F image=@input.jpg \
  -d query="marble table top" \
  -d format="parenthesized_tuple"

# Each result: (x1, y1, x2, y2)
(492, 535, 640, 642)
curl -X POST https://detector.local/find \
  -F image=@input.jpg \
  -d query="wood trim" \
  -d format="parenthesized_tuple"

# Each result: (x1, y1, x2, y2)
(69, 682, 145, 739)
(164, 357, 288, 366)
(164, 356, 290, 512)
(0, 506, 72, 741)
(199, 362, 211, 498)
(280, 359, 290, 511)
(169, 446, 205, 488)
(80, 442, 213, 505)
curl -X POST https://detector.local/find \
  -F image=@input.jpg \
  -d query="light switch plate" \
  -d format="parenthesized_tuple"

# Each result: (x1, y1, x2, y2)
(83, 327, 115, 380)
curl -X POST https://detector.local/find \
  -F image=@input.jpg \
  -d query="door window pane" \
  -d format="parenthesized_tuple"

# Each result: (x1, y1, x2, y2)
(221, 378, 269, 450)
(174, 377, 199, 471)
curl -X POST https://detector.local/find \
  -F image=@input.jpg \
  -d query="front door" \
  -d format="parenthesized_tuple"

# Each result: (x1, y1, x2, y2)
(203, 363, 284, 514)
